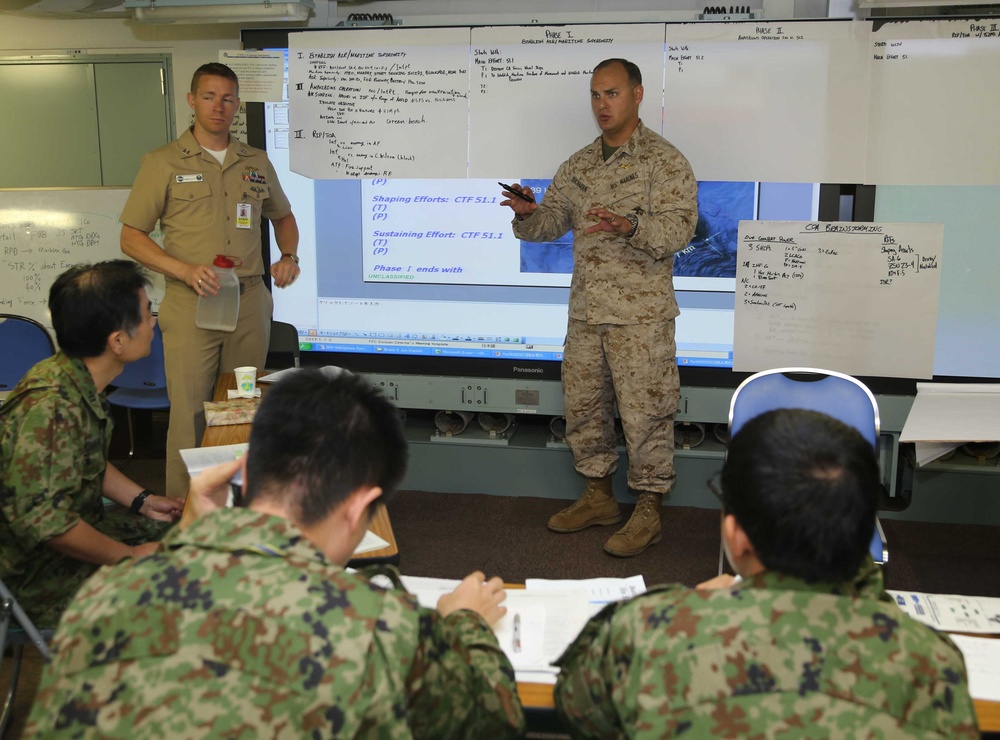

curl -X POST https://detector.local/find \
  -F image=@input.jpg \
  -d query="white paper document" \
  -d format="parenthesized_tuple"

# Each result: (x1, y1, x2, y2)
(913, 441, 962, 467)
(888, 590, 1000, 634)
(948, 634, 1000, 702)
(179, 443, 248, 486)
(353, 529, 390, 556)
(259, 365, 347, 384)
(398, 576, 461, 610)
(258, 368, 300, 384)
(525, 575, 647, 616)
(901, 383, 1000, 447)
(495, 590, 590, 674)
(398, 576, 592, 679)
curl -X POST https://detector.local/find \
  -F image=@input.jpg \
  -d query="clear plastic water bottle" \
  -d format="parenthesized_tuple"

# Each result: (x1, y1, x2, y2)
(195, 255, 240, 332)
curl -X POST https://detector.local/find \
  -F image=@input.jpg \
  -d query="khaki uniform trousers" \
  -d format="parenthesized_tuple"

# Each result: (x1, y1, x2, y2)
(158, 278, 272, 499)
(562, 318, 680, 494)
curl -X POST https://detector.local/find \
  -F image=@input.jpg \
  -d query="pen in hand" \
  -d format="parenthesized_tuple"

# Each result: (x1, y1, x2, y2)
(512, 612, 522, 653)
(499, 182, 535, 203)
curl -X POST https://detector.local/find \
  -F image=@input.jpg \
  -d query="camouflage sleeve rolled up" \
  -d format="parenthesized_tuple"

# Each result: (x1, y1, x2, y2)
(405, 608, 525, 738)
(624, 144, 697, 262)
(1, 393, 96, 551)
(512, 123, 698, 263)
(511, 159, 579, 244)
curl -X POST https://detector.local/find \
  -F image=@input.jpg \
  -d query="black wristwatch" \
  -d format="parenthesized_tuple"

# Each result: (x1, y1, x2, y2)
(281, 253, 300, 265)
(129, 490, 152, 516)
(623, 213, 639, 238)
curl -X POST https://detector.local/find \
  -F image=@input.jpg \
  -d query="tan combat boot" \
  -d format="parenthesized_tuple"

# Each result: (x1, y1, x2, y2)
(603, 491, 662, 557)
(547, 476, 622, 533)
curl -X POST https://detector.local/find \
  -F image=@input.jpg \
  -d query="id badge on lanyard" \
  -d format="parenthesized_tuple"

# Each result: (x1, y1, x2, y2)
(236, 201, 252, 230)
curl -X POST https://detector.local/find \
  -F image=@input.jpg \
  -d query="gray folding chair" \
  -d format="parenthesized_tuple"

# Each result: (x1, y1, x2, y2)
(0, 577, 53, 737)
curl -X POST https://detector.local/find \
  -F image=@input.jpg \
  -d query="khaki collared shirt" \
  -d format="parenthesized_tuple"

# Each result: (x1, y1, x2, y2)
(121, 128, 292, 281)
(513, 121, 698, 325)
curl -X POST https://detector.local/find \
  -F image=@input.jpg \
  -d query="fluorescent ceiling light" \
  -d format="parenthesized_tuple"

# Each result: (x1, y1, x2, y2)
(124, 0, 313, 23)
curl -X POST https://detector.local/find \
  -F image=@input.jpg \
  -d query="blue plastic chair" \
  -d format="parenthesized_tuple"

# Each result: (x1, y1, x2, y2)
(0, 314, 56, 396)
(722, 367, 888, 572)
(107, 322, 170, 461)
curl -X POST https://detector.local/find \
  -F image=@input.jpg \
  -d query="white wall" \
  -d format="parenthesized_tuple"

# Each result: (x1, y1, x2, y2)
(0, 0, 828, 137)
(0, 15, 255, 135)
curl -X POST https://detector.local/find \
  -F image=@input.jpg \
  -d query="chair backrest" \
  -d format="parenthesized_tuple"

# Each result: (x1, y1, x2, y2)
(109, 322, 167, 392)
(266, 320, 301, 370)
(729, 367, 879, 451)
(727, 367, 887, 565)
(0, 314, 56, 391)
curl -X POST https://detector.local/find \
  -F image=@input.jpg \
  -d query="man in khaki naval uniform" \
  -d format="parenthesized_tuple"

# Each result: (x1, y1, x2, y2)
(121, 62, 300, 499)
(502, 59, 698, 557)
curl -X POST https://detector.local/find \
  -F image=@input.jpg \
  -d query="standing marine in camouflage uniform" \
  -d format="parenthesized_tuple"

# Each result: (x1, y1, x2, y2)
(0, 261, 181, 628)
(554, 409, 979, 738)
(27, 370, 526, 738)
(503, 58, 698, 557)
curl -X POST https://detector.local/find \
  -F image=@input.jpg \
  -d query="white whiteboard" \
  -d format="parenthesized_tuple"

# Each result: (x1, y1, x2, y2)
(663, 20, 871, 183)
(288, 27, 472, 179)
(469, 24, 666, 178)
(284, 20, 1000, 186)
(733, 220, 943, 378)
(866, 19, 1000, 186)
(0, 188, 164, 340)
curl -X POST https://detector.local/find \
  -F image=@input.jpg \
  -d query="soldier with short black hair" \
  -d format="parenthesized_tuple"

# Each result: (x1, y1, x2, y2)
(0, 260, 181, 628)
(553, 409, 979, 738)
(26, 369, 525, 738)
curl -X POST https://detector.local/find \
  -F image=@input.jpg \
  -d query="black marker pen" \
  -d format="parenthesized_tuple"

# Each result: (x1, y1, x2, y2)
(498, 182, 535, 203)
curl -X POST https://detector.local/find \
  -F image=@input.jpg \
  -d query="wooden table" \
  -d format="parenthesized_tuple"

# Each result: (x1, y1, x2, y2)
(197, 372, 399, 566)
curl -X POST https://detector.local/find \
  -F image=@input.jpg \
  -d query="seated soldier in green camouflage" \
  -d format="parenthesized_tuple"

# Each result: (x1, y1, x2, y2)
(0, 261, 182, 628)
(26, 369, 526, 738)
(554, 409, 979, 738)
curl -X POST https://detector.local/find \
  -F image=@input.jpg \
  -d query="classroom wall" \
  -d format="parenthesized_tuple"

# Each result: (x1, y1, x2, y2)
(0, 0, 830, 141)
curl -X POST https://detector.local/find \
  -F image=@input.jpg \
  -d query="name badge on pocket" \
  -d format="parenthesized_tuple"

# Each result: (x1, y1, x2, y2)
(175, 174, 204, 183)
(236, 202, 252, 229)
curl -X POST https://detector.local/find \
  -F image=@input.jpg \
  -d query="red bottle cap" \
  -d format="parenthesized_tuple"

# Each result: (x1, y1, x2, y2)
(213, 255, 235, 268)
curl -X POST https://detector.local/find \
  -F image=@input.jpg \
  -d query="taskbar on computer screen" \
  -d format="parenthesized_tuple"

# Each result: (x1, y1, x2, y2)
(300, 342, 733, 367)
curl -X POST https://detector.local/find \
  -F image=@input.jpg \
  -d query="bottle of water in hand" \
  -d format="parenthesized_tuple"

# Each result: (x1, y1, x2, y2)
(195, 255, 240, 332)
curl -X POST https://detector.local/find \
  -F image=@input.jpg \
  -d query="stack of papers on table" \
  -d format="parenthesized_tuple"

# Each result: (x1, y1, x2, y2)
(901, 383, 1000, 465)
(888, 590, 1000, 633)
(400, 575, 646, 684)
(889, 589, 1000, 702)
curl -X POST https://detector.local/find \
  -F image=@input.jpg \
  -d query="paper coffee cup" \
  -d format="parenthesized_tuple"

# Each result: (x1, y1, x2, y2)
(234, 366, 257, 398)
